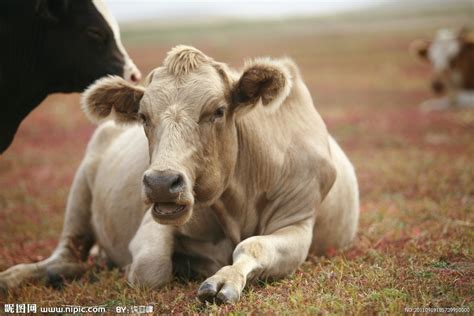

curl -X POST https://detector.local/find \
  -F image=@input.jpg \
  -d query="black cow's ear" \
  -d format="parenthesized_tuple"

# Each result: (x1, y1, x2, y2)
(81, 76, 145, 124)
(231, 58, 293, 117)
(35, 0, 70, 23)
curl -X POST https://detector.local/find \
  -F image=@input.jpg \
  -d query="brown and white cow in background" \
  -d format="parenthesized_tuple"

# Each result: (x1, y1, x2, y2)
(0, 46, 359, 304)
(411, 28, 474, 110)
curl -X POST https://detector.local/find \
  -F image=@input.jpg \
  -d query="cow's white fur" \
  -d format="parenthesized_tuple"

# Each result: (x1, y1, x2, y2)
(428, 29, 461, 72)
(164, 45, 210, 77)
(421, 91, 474, 111)
(456, 90, 474, 107)
(92, 0, 141, 82)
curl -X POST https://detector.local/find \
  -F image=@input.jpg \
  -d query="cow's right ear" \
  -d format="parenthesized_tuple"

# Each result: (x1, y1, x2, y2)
(81, 76, 145, 124)
(231, 58, 293, 117)
(410, 39, 431, 61)
(35, 0, 70, 23)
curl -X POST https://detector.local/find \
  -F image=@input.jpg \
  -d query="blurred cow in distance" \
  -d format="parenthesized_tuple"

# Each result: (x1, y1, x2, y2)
(411, 27, 474, 111)
(0, 0, 142, 153)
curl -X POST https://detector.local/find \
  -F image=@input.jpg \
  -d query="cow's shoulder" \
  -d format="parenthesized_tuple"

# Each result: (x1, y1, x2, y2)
(277, 75, 337, 196)
(286, 133, 337, 201)
(82, 121, 130, 185)
(85, 120, 128, 156)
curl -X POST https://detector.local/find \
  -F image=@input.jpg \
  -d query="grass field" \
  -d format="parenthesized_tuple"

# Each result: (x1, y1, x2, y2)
(1, 3, 473, 314)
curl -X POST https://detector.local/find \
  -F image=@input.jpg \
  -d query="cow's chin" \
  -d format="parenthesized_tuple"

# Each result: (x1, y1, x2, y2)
(151, 202, 193, 225)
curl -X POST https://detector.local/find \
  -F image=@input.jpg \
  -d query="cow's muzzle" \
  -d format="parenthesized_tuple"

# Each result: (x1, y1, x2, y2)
(124, 60, 142, 83)
(142, 169, 193, 224)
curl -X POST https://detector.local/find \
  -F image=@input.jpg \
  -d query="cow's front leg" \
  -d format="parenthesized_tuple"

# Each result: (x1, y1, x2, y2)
(0, 162, 94, 291)
(420, 96, 451, 111)
(456, 91, 474, 107)
(126, 210, 174, 289)
(197, 218, 314, 304)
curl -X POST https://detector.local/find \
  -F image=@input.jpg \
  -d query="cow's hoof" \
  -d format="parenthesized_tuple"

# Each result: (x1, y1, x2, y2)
(197, 279, 240, 304)
(45, 263, 85, 289)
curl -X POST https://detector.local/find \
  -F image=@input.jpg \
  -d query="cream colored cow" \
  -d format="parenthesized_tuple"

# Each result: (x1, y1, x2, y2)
(0, 46, 359, 303)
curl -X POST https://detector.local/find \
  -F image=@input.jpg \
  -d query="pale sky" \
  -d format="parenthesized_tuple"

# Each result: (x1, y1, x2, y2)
(106, 0, 385, 22)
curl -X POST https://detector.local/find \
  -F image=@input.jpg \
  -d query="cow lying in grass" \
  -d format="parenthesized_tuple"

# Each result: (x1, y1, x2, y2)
(0, 46, 359, 304)
(412, 28, 474, 110)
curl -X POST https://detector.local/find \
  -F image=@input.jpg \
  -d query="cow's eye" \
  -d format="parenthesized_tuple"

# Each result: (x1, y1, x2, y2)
(86, 27, 107, 43)
(139, 113, 148, 126)
(210, 106, 226, 122)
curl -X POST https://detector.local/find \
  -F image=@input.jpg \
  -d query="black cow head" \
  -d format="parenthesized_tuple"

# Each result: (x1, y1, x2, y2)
(0, 0, 142, 152)
(34, 0, 142, 93)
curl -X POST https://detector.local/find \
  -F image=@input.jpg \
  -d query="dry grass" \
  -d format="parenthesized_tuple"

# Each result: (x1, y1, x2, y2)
(1, 5, 473, 314)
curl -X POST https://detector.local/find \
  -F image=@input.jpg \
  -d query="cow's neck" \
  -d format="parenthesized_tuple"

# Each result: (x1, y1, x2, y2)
(216, 113, 290, 238)
(0, 85, 48, 151)
(221, 110, 289, 208)
(1, 62, 49, 152)
(221, 89, 330, 235)
(2, 12, 49, 88)
(0, 11, 51, 151)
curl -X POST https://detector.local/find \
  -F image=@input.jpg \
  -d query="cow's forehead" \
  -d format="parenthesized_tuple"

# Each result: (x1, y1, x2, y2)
(428, 29, 461, 71)
(92, 1, 119, 42)
(92, 0, 131, 61)
(142, 65, 227, 118)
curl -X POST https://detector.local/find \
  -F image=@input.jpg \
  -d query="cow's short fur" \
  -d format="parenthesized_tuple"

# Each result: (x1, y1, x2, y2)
(0, 0, 141, 152)
(0, 46, 359, 304)
(411, 28, 474, 110)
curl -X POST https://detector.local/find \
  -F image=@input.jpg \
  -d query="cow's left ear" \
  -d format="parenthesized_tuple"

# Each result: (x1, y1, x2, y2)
(81, 76, 145, 124)
(35, 0, 70, 23)
(231, 58, 293, 116)
(409, 39, 431, 61)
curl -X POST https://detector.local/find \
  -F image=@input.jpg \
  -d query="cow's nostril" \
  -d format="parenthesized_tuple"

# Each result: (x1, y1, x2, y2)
(142, 173, 152, 187)
(130, 71, 142, 83)
(170, 174, 184, 193)
(143, 170, 185, 202)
